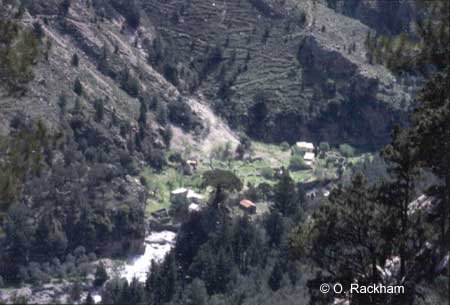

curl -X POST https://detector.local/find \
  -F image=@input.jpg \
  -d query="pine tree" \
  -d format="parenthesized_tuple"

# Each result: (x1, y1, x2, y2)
(268, 261, 283, 291)
(94, 263, 108, 287)
(295, 173, 391, 304)
(73, 78, 83, 96)
(272, 168, 300, 217)
(381, 126, 420, 278)
(265, 210, 285, 246)
(71, 53, 79, 67)
(84, 292, 94, 305)
(93, 99, 104, 122)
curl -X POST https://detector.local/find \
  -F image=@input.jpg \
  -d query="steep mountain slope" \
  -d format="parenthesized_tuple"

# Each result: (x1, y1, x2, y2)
(141, 0, 415, 148)
(0, 0, 417, 285)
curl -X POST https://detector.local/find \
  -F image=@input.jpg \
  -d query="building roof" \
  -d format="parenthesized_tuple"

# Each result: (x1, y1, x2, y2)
(188, 203, 201, 212)
(304, 152, 315, 161)
(187, 190, 205, 200)
(171, 188, 188, 194)
(240, 199, 256, 209)
(296, 141, 314, 150)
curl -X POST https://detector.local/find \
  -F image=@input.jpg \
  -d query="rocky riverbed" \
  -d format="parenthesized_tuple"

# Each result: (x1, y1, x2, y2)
(0, 231, 177, 304)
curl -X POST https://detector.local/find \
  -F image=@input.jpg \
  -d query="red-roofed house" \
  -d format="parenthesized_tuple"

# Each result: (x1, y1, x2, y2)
(239, 199, 256, 213)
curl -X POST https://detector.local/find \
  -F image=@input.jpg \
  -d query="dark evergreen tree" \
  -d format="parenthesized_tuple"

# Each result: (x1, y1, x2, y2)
(73, 78, 83, 96)
(94, 263, 108, 287)
(381, 126, 420, 278)
(293, 173, 391, 304)
(265, 211, 285, 247)
(85, 292, 94, 305)
(202, 169, 242, 206)
(268, 261, 283, 291)
(71, 53, 79, 67)
(59, 0, 71, 16)
(93, 99, 104, 122)
(272, 168, 300, 217)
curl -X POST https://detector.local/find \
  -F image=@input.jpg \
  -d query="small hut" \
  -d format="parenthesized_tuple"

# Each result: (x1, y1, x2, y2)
(239, 199, 257, 213)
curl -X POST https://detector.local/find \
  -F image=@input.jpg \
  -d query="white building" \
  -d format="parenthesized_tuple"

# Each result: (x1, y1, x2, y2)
(171, 188, 205, 205)
(304, 151, 315, 166)
(295, 141, 314, 152)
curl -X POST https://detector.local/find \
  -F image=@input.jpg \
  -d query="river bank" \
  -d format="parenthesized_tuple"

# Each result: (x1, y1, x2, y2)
(0, 230, 177, 304)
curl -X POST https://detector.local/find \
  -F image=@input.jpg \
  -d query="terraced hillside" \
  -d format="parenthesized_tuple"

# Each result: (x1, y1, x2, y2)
(141, 0, 415, 149)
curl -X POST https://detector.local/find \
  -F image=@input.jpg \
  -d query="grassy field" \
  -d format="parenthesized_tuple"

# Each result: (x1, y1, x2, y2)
(141, 166, 205, 218)
(197, 141, 313, 188)
(141, 142, 368, 219)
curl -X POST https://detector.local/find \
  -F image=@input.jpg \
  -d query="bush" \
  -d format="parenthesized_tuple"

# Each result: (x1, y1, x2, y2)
(120, 69, 139, 97)
(339, 143, 355, 157)
(32, 22, 44, 40)
(162, 126, 173, 146)
(291, 145, 303, 155)
(70, 280, 83, 301)
(289, 155, 308, 171)
(260, 166, 274, 179)
(147, 149, 167, 171)
(163, 63, 178, 86)
(93, 99, 105, 122)
(156, 100, 168, 125)
(319, 142, 330, 152)
(59, 0, 71, 16)
(168, 97, 201, 131)
(280, 141, 290, 151)
(71, 53, 79, 67)
(94, 263, 108, 287)
(73, 78, 83, 96)
(58, 94, 67, 112)
(124, 4, 140, 28)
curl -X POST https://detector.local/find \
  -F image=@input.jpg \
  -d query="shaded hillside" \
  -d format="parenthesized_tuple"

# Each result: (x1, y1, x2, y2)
(324, 0, 416, 35)
(139, 0, 415, 149)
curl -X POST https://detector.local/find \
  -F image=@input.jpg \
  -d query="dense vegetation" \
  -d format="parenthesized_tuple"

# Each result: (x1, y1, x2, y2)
(0, 0, 447, 304)
(98, 2, 449, 305)
(0, 116, 147, 283)
(0, 8, 41, 94)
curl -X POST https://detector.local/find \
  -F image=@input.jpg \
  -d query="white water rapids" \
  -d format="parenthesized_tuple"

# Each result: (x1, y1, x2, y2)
(121, 231, 177, 282)
(91, 230, 176, 304)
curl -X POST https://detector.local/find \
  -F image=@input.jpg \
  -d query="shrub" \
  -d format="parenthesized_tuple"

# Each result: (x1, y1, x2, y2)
(124, 4, 140, 28)
(32, 22, 44, 40)
(71, 53, 79, 67)
(260, 166, 274, 179)
(93, 99, 105, 122)
(58, 94, 67, 112)
(70, 280, 83, 301)
(156, 100, 168, 125)
(168, 97, 201, 131)
(147, 149, 167, 171)
(291, 145, 303, 155)
(289, 155, 308, 171)
(120, 69, 139, 97)
(163, 63, 178, 86)
(59, 0, 71, 16)
(88, 252, 97, 261)
(94, 263, 108, 287)
(280, 141, 290, 151)
(0, 20, 40, 93)
(162, 126, 173, 146)
(73, 78, 83, 96)
(319, 142, 330, 152)
(339, 143, 355, 157)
